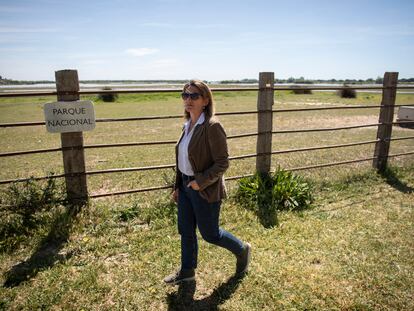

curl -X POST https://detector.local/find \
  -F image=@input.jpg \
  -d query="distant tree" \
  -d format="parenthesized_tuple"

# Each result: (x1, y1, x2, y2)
(241, 78, 258, 83)
(375, 76, 383, 84)
(399, 78, 414, 83)
(295, 76, 305, 83)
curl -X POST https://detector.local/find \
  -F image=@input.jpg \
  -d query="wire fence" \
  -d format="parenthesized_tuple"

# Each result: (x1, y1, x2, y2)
(1, 73, 413, 200)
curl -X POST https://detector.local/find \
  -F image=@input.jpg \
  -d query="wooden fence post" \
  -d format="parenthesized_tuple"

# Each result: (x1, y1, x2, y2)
(55, 69, 88, 205)
(373, 72, 399, 172)
(256, 72, 274, 175)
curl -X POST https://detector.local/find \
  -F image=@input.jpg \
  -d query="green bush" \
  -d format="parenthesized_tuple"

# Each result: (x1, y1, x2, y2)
(97, 87, 118, 102)
(338, 85, 356, 98)
(235, 168, 314, 227)
(290, 85, 313, 94)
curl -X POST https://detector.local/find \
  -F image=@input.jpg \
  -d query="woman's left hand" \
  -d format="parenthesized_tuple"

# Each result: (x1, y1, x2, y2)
(187, 180, 200, 191)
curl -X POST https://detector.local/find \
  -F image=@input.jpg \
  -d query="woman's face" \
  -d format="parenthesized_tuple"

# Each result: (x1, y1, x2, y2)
(183, 85, 209, 116)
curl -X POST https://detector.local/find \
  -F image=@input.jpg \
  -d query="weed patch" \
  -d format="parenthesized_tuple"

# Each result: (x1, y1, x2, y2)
(235, 168, 314, 227)
(116, 193, 177, 229)
(0, 176, 66, 252)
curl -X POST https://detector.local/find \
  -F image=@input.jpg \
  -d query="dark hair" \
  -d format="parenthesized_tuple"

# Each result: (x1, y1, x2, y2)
(182, 80, 215, 119)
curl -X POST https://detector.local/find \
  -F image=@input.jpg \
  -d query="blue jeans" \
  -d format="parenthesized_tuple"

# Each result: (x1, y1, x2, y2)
(178, 177, 244, 270)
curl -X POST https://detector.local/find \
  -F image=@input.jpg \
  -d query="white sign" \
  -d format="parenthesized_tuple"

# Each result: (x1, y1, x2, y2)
(44, 100, 95, 133)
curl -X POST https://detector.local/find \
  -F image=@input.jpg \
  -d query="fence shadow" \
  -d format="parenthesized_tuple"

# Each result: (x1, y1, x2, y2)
(166, 274, 245, 311)
(380, 168, 414, 194)
(3, 204, 81, 288)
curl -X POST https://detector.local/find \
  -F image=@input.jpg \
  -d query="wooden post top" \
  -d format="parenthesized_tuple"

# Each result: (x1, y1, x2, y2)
(55, 70, 79, 101)
(259, 72, 274, 88)
(383, 72, 399, 88)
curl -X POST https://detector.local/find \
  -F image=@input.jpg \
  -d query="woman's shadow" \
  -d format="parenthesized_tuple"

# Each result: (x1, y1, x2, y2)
(166, 274, 245, 311)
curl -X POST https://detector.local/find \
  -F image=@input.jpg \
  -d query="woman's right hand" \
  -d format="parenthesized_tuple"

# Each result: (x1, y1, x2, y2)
(172, 189, 179, 203)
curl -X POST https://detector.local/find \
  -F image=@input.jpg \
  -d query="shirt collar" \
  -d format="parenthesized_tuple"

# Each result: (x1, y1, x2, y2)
(184, 112, 205, 133)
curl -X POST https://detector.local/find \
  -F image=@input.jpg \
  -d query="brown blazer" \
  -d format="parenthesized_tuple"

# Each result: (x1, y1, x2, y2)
(175, 116, 229, 203)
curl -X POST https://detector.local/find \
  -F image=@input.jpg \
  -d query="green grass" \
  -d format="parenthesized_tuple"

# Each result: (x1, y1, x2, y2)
(0, 90, 413, 310)
(0, 165, 413, 310)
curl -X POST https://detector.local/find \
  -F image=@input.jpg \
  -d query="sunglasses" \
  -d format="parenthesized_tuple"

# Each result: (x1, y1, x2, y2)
(181, 92, 202, 100)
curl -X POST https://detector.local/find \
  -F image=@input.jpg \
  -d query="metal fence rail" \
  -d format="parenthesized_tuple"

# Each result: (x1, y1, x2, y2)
(2, 104, 414, 129)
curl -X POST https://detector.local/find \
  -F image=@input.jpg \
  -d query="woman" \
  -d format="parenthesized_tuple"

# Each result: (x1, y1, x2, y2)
(164, 80, 251, 286)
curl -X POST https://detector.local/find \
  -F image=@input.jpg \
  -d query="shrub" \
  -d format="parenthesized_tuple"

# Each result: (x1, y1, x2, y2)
(97, 87, 118, 102)
(338, 85, 357, 98)
(235, 168, 314, 227)
(0, 176, 66, 252)
(290, 85, 313, 94)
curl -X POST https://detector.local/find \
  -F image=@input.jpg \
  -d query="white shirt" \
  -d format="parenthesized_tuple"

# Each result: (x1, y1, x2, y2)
(178, 112, 205, 176)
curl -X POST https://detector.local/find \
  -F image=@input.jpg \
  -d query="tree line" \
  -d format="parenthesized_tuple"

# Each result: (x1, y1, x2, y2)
(1, 75, 414, 86)
(220, 77, 414, 84)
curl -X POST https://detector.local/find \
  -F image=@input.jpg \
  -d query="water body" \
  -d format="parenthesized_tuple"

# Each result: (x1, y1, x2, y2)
(1, 83, 413, 93)
(0, 82, 183, 90)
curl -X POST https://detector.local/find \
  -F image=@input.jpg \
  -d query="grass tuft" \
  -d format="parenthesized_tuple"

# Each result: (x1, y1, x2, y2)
(116, 192, 177, 228)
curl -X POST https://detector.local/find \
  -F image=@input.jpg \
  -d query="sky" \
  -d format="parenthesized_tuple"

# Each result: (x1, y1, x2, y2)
(0, 0, 413, 81)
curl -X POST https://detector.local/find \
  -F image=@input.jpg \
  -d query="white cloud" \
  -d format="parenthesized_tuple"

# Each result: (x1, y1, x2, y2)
(125, 48, 159, 57)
